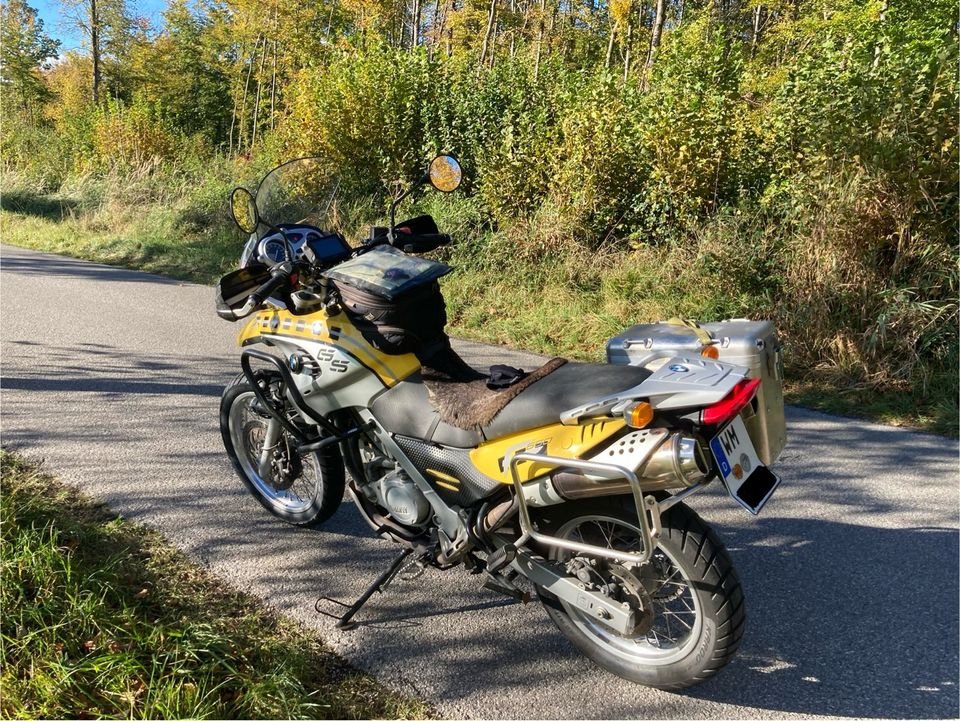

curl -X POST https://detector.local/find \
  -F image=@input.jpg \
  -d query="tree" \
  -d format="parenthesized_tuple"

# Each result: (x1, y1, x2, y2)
(0, 0, 60, 118)
(57, 0, 140, 104)
(129, 0, 232, 143)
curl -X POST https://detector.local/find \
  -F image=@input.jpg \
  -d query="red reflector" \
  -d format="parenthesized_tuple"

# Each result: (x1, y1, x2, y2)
(702, 378, 761, 426)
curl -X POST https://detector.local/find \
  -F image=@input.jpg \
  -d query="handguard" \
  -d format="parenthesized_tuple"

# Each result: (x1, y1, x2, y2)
(216, 262, 293, 321)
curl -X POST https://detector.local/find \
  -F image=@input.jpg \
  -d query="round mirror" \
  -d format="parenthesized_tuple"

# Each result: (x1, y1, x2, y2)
(427, 155, 462, 193)
(230, 187, 259, 233)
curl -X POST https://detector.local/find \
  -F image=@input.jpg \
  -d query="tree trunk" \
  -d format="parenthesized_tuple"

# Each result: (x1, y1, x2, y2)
(412, 0, 421, 47)
(270, 39, 278, 131)
(228, 39, 248, 155)
(646, 0, 665, 68)
(622, 16, 632, 83)
(235, 36, 261, 153)
(326, 0, 337, 36)
(872, 0, 887, 68)
(605, 24, 615, 69)
(90, 0, 100, 104)
(750, 4, 762, 58)
(429, 0, 442, 58)
(533, 0, 545, 79)
(237, 35, 261, 152)
(479, 0, 497, 65)
(250, 37, 268, 149)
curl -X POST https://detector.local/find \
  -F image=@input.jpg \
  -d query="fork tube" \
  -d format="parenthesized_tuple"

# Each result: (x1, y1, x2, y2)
(258, 417, 282, 479)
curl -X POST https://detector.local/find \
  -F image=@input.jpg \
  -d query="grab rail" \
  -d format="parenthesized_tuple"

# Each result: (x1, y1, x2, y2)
(506, 452, 662, 565)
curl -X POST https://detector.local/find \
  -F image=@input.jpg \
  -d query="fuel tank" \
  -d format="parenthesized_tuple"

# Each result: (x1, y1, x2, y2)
(238, 306, 421, 414)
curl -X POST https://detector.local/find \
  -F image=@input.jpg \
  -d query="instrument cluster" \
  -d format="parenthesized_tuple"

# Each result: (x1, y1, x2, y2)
(255, 224, 352, 267)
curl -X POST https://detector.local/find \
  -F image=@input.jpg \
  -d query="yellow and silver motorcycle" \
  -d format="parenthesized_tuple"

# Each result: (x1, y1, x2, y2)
(215, 155, 786, 689)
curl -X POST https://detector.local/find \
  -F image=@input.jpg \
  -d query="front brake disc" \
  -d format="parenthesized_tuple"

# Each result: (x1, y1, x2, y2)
(270, 436, 302, 491)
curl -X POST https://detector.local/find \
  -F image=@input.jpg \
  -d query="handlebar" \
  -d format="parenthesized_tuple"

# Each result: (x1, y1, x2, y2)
(218, 262, 294, 321)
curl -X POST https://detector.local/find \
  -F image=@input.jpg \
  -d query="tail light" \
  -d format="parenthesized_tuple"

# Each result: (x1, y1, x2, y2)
(701, 377, 761, 426)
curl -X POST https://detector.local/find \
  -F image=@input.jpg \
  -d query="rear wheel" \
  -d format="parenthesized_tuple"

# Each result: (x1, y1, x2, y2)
(220, 374, 345, 527)
(533, 495, 745, 689)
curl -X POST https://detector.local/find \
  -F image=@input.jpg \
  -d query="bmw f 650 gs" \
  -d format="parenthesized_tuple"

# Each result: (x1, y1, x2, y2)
(215, 155, 786, 689)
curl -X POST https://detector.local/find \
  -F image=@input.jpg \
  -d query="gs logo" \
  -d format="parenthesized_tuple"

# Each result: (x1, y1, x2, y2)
(316, 347, 349, 373)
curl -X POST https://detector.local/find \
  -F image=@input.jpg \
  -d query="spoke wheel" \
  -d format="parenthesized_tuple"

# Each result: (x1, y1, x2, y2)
(533, 495, 746, 689)
(555, 515, 704, 665)
(220, 374, 345, 527)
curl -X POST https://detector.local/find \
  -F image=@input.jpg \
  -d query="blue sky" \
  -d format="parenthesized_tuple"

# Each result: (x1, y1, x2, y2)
(31, 0, 170, 52)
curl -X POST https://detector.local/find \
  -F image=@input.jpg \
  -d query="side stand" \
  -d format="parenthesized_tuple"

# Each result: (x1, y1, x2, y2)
(315, 548, 413, 630)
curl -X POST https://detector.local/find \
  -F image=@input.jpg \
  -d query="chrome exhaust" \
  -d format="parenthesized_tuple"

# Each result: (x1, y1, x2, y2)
(640, 433, 710, 487)
(551, 432, 709, 499)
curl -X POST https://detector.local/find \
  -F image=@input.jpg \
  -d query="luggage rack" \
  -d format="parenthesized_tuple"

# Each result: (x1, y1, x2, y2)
(506, 451, 662, 565)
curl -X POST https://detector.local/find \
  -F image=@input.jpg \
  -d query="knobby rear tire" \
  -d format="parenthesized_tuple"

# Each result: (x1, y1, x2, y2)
(533, 495, 746, 689)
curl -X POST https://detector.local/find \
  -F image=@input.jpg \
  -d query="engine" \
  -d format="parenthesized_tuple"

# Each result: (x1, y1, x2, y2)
(367, 468, 431, 526)
(354, 437, 432, 526)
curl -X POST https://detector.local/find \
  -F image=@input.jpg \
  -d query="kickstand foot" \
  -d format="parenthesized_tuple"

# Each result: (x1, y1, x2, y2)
(315, 548, 413, 630)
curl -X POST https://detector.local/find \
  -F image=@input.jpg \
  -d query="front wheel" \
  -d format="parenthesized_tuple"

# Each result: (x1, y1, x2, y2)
(533, 495, 745, 689)
(220, 374, 345, 527)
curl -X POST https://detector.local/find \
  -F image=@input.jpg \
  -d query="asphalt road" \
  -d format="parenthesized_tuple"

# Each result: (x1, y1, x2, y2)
(2, 243, 958, 719)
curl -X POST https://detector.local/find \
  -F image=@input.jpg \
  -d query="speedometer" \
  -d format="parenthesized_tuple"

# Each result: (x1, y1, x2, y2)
(260, 238, 286, 264)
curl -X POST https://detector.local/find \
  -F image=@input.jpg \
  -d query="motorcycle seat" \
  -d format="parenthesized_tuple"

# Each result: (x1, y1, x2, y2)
(370, 361, 652, 447)
(481, 362, 652, 439)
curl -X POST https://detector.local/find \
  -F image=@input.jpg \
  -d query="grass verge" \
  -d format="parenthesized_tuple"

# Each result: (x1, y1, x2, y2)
(0, 450, 432, 720)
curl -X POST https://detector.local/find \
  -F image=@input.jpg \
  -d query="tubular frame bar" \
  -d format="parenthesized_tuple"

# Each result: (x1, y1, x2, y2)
(241, 348, 339, 437)
(507, 452, 661, 565)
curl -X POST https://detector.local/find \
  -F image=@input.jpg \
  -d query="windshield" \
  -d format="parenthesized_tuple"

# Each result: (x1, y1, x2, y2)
(253, 157, 340, 235)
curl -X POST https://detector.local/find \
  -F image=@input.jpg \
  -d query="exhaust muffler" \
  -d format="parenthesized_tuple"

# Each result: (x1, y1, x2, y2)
(551, 432, 709, 500)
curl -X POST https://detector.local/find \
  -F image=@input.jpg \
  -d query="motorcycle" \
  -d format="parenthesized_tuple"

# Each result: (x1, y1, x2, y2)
(215, 154, 786, 689)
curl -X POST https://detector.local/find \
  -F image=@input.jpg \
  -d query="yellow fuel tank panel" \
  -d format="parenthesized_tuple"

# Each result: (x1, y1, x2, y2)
(470, 418, 626, 484)
(238, 307, 420, 387)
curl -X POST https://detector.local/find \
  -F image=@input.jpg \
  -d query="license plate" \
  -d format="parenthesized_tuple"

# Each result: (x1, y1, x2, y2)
(710, 415, 780, 515)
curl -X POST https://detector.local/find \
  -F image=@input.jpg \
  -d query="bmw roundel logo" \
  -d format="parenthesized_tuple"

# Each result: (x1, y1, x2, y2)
(669, 364, 689, 373)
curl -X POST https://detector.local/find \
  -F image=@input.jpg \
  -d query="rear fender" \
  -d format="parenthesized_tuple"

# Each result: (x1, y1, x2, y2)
(635, 356, 749, 411)
(560, 357, 749, 424)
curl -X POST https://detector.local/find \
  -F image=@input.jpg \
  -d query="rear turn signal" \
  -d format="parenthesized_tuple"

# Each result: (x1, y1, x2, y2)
(701, 377, 761, 426)
(700, 345, 720, 359)
(625, 401, 654, 428)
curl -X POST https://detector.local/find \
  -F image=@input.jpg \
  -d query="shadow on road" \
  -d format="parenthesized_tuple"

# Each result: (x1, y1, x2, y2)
(1, 341, 228, 403)
(680, 518, 959, 719)
(243, 511, 959, 719)
(0, 251, 182, 285)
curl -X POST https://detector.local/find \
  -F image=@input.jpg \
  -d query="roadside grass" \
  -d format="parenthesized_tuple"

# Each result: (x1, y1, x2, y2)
(0, 180, 238, 284)
(0, 450, 433, 720)
(1, 180, 955, 437)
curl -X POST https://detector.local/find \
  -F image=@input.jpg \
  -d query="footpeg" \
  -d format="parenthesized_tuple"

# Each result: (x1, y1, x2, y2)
(486, 544, 516, 574)
(482, 571, 530, 604)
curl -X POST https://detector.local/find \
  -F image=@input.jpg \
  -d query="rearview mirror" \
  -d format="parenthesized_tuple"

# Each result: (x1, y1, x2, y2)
(427, 155, 462, 193)
(230, 187, 259, 233)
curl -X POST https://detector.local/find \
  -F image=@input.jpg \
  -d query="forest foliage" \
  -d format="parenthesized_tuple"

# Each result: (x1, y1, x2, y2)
(1, 0, 957, 429)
